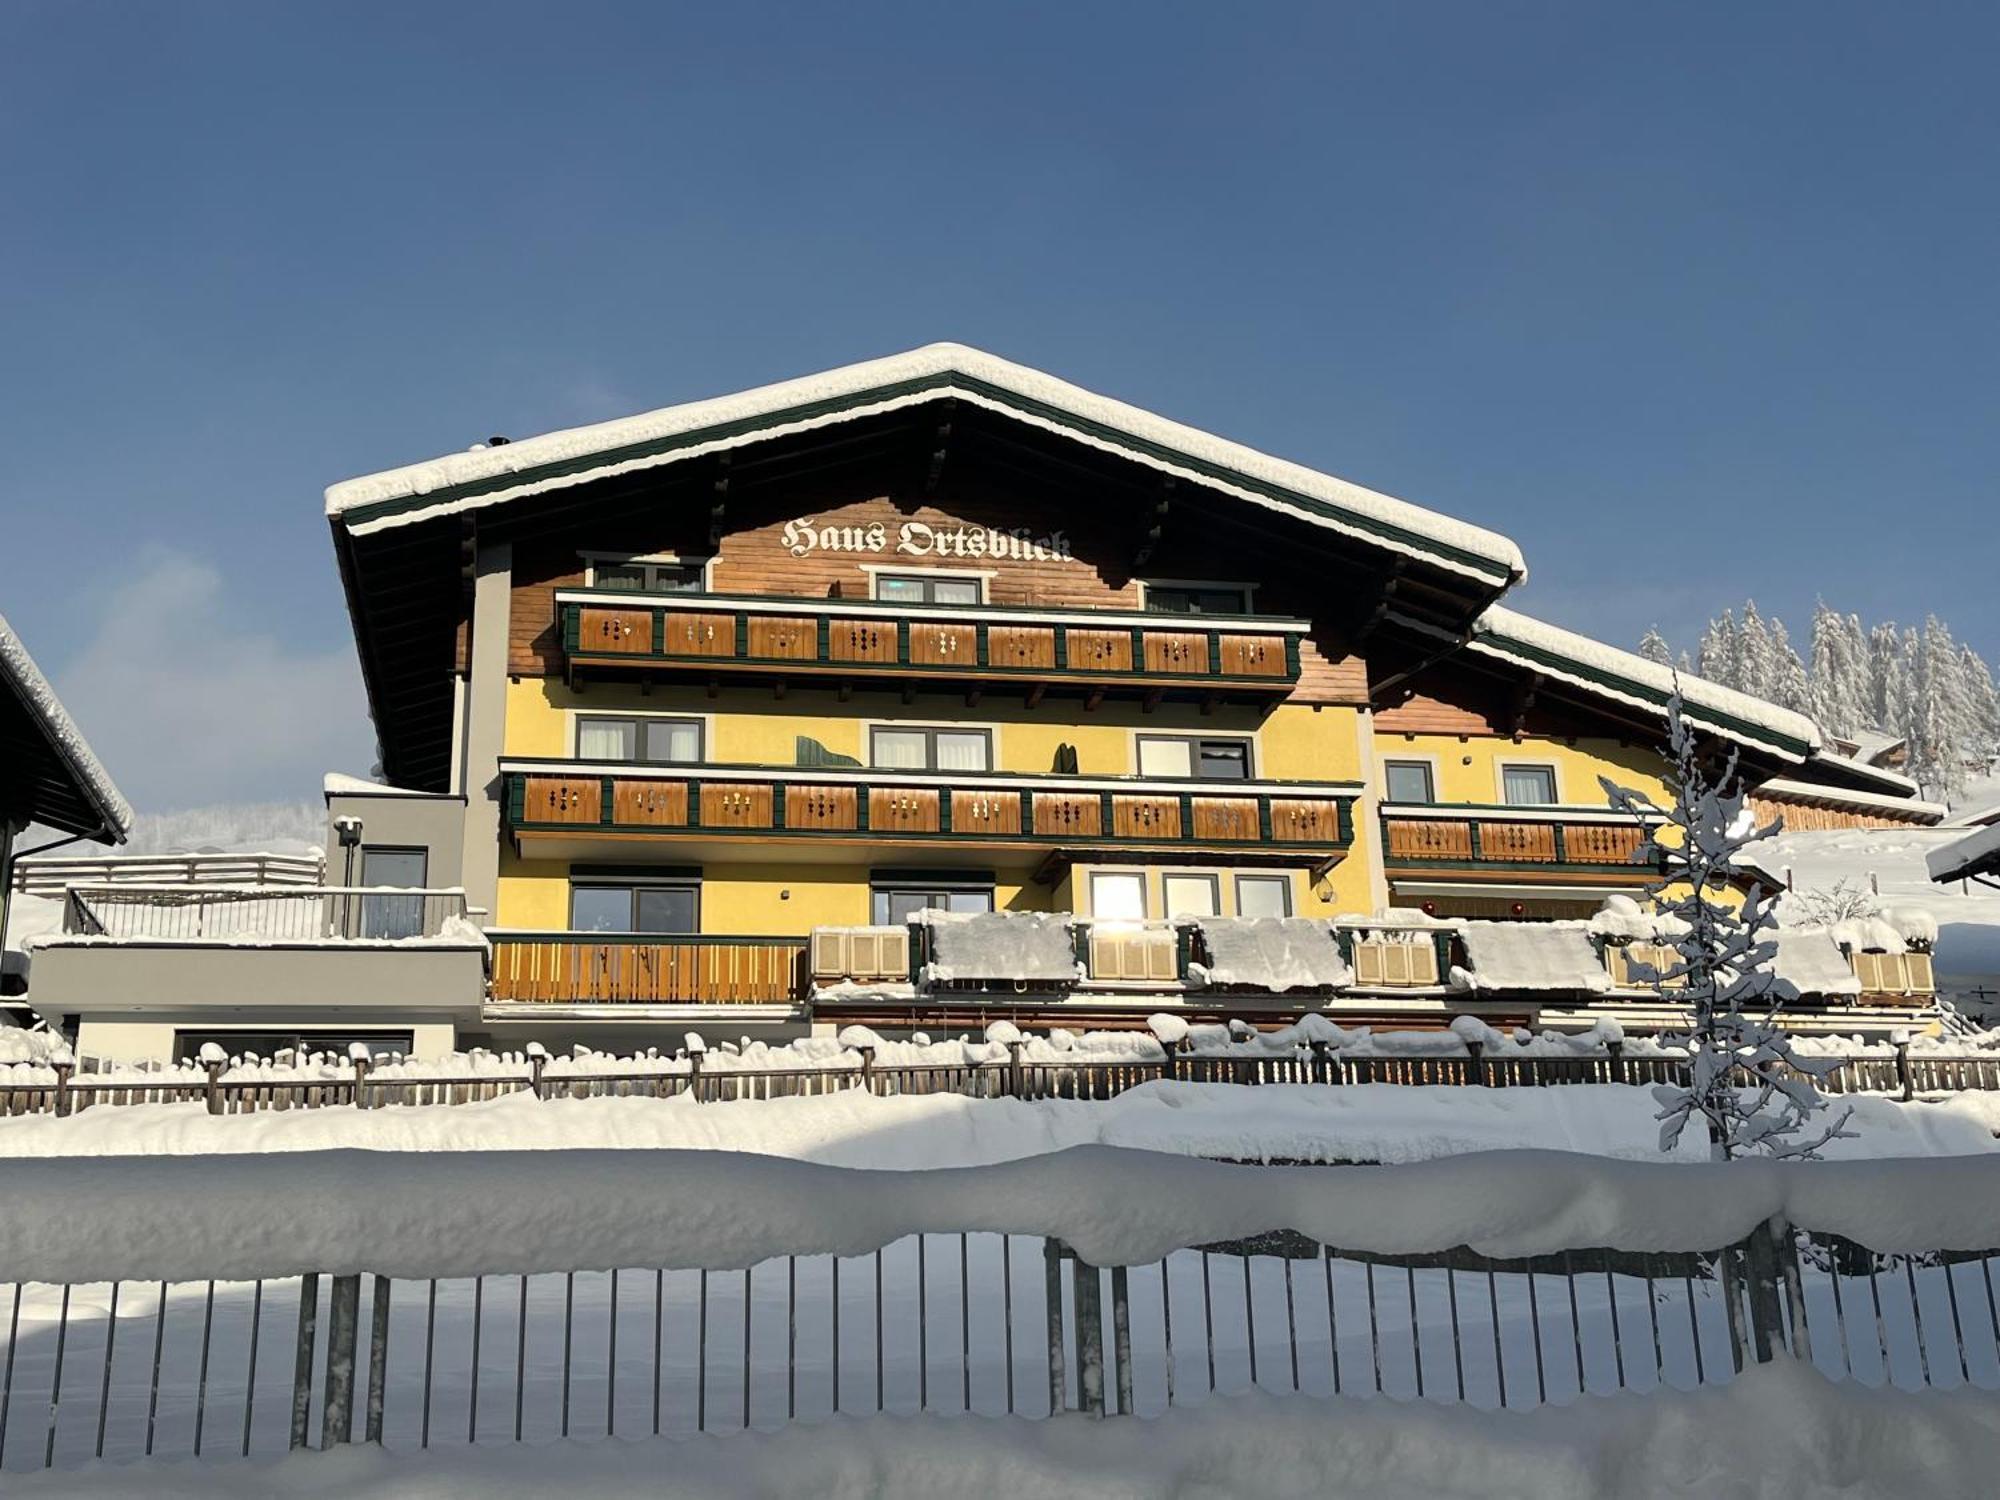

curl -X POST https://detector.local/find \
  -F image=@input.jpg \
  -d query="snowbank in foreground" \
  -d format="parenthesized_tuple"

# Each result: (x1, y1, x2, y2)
(5, 1143, 2000, 1285)
(14, 1363, 1999, 1500)
(1, 1080, 1993, 1168)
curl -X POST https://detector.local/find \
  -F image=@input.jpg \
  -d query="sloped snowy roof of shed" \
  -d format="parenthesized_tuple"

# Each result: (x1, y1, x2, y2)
(1456, 922, 1612, 994)
(0, 613, 131, 842)
(1465, 606, 1822, 761)
(324, 343, 1526, 587)
(1768, 932, 1864, 1000)
(1928, 823, 2000, 886)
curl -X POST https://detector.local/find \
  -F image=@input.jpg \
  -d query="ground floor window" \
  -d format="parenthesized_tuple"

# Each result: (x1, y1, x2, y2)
(1162, 872, 1220, 918)
(871, 879, 995, 925)
(1089, 870, 1149, 920)
(173, 1030, 413, 1064)
(570, 877, 700, 933)
(1234, 874, 1293, 918)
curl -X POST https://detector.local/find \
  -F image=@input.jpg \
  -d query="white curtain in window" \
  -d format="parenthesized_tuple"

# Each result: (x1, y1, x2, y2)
(934, 732, 990, 772)
(872, 730, 928, 769)
(1137, 739, 1193, 778)
(645, 720, 701, 763)
(579, 720, 636, 759)
(1502, 767, 1557, 805)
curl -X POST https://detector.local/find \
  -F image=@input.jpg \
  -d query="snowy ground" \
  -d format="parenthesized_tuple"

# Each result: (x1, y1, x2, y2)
(1761, 825, 2000, 994)
(0, 1081, 1994, 1166)
(12, 1361, 1999, 1499)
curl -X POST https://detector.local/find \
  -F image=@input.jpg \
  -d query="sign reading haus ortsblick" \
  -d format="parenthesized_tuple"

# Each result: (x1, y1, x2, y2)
(782, 517, 1073, 562)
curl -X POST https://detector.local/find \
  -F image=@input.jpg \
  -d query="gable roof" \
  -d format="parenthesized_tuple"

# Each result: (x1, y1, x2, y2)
(326, 342, 1526, 590)
(0, 614, 132, 843)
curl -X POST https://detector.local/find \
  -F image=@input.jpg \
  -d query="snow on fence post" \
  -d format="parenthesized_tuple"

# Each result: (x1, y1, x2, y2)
(51, 1060, 72, 1119)
(199, 1044, 225, 1117)
(1006, 1039, 1024, 1096)
(1893, 1031, 1915, 1102)
(290, 1275, 320, 1450)
(1606, 1037, 1627, 1086)
(1072, 1254, 1106, 1416)
(350, 1050, 372, 1110)
(1464, 1037, 1486, 1085)
(854, 1042, 876, 1094)
(526, 1043, 548, 1100)
(1110, 1264, 1134, 1416)
(321, 1273, 361, 1447)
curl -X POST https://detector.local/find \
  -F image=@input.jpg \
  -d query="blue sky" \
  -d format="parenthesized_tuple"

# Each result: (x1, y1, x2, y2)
(3, 2, 1996, 810)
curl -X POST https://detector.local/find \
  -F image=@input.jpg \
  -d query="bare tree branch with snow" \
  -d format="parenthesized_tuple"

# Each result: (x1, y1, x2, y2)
(1600, 691, 1852, 1161)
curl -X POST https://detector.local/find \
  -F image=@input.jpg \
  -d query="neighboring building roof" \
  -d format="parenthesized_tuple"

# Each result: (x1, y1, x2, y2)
(325, 342, 1527, 589)
(1432, 605, 1823, 763)
(1831, 730, 1907, 766)
(1928, 823, 2000, 886)
(1752, 776, 1946, 825)
(1942, 800, 2000, 830)
(0, 613, 133, 843)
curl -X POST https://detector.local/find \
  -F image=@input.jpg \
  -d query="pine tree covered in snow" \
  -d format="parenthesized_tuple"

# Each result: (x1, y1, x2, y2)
(1600, 696, 1850, 1160)
(1646, 602, 2000, 801)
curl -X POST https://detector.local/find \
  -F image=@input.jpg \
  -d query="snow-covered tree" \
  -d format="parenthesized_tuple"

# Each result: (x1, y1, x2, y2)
(1767, 616, 1810, 714)
(1697, 610, 1739, 688)
(1734, 602, 1778, 698)
(1600, 694, 1850, 1160)
(1638, 627, 1673, 667)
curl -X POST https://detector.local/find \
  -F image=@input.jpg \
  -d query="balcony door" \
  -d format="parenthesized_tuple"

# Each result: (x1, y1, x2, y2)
(358, 847, 427, 940)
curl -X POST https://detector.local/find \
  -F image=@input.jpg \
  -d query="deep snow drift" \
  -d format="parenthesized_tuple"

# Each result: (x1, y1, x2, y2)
(12, 1362, 1999, 1500)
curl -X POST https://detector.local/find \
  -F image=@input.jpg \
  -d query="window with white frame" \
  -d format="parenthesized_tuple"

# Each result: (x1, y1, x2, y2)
(1162, 873, 1220, 918)
(1143, 582, 1252, 615)
(1135, 734, 1251, 781)
(576, 715, 704, 763)
(869, 725, 991, 772)
(590, 557, 708, 592)
(873, 572, 984, 606)
(1501, 764, 1559, 806)
(1234, 874, 1292, 918)
(1089, 871, 1149, 920)
(1383, 760, 1436, 804)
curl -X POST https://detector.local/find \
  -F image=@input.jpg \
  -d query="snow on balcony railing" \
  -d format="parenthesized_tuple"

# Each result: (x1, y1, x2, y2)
(47, 884, 473, 944)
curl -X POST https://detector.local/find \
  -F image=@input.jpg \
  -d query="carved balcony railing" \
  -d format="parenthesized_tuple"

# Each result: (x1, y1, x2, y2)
(557, 589, 1307, 701)
(501, 759, 1357, 864)
(1378, 804, 1657, 882)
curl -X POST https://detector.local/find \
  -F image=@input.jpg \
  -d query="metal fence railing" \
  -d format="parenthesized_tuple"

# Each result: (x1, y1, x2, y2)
(2, 1215, 1994, 1471)
(58, 885, 469, 944)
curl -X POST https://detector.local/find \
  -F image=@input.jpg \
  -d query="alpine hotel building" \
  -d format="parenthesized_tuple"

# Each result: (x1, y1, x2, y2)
(34, 344, 1942, 1061)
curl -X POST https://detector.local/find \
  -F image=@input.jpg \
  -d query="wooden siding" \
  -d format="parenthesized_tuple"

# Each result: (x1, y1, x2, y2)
(1747, 795, 1939, 832)
(490, 936, 805, 1005)
(506, 494, 1368, 702)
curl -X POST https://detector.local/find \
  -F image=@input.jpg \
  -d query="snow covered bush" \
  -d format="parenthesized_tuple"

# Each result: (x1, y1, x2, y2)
(1601, 692, 1851, 1160)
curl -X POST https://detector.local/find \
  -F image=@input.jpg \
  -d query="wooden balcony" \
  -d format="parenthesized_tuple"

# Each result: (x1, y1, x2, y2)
(1379, 804, 1655, 887)
(501, 759, 1357, 868)
(488, 932, 808, 1007)
(557, 589, 1305, 703)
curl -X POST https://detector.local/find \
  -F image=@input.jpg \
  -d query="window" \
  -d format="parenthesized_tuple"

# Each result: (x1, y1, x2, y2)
(1144, 583, 1251, 615)
(1501, 765, 1559, 806)
(870, 882, 995, 925)
(577, 716, 704, 764)
(1235, 874, 1292, 918)
(1090, 871, 1148, 920)
(870, 726, 991, 772)
(358, 847, 426, 939)
(1162, 873, 1220, 918)
(592, 558, 707, 593)
(874, 573, 984, 606)
(1383, 760, 1436, 804)
(569, 879, 699, 934)
(1136, 735, 1251, 780)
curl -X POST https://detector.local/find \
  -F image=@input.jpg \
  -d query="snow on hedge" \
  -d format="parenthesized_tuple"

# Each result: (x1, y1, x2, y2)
(918, 910, 1080, 984)
(1188, 917, 1353, 991)
(1454, 923, 1612, 994)
(2, 1142, 1999, 1285)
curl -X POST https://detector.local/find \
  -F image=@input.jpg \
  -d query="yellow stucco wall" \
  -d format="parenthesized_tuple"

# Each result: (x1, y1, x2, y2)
(1367, 731, 1672, 807)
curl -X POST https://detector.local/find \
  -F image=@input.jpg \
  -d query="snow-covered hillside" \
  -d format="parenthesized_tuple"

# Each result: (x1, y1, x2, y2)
(1760, 825, 2000, 994)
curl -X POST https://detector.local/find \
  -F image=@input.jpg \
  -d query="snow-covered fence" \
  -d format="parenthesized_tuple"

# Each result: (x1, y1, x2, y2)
(9, 851, 324, 896)
(0, 1149, 1996, 1473)
(56, 884, 469, 943)
(8, 1024, 2000, 1118)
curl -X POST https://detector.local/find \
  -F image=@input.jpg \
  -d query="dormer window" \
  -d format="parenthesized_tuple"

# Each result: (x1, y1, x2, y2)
(590, 557, 708, 592)
(873, 572, 983, 606)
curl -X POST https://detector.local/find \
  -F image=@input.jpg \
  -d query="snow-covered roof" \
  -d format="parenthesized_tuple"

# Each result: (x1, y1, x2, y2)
(325, 343, 1526, 587)
(919, 910, 1080, 985)
(1928, 823, 2000, 886)
(0, 613, 132, 842)
(322, 772, 452, 800)
(1754, 776, 1945, 823)
(1463, 605, 1822, 761)
(1837, 731, 1908, 765)
(1769, 933, 1864, 1000)
(1188, 917, 1353, 992)
(1453, 922, 1612, 994)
